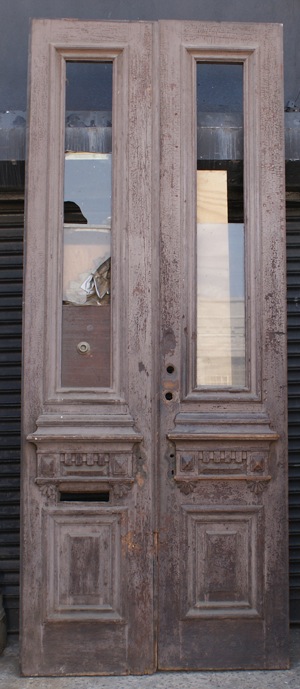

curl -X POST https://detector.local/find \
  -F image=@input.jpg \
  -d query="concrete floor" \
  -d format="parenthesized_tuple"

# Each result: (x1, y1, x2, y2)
(1, 632, 300, 689)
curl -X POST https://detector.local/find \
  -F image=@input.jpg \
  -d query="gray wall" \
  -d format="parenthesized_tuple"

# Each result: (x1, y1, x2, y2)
(1, 0, 300, 112)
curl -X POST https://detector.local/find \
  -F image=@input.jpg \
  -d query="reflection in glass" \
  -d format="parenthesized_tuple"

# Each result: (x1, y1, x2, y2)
(196, 63, 245, 387)
(62, 62, 112, 388)
(63, 153, 111, 305)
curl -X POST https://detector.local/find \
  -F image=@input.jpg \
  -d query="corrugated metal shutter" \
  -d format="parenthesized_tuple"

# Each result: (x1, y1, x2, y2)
(0, 203, 23, 634)
(287, 219, 300, 623)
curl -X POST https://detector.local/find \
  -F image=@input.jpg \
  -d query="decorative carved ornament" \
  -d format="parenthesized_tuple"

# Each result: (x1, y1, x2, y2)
(174, 448, 271, 494)
(177, 481, 198, 495)
(37, 451, 132, 477)
(38, 482, 58, 503)
(176, 477, 271, 495)
(247, 480, 270, 495)
(61, 452, 110, 467)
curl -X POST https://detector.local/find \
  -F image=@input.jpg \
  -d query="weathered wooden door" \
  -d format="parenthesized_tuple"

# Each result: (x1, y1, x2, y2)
(21, 20, 157, 676)
(21, 19, 288, 675)
(157, 21, 288, 670)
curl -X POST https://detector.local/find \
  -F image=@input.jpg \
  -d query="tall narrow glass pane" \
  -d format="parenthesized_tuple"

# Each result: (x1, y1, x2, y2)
(196, 63, 245, 387)
(62, 62, 112, 387)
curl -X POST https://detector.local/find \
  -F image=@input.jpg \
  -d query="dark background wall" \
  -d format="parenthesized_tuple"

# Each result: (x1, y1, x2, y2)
(1, 0, 300, 112)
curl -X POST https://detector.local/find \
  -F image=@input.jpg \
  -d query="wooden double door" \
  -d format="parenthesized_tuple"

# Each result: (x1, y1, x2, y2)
(21, 20, 288, 675)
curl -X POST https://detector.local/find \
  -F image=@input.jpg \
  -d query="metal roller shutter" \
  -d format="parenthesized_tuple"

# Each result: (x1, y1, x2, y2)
(0, 202, 23, 634)
(287, 219, 300, 623)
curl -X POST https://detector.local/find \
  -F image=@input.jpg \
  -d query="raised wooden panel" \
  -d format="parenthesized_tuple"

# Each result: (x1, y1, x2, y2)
(44, 507, 126, 621)
(61, 304, 111, 388)
(182, 506, 263, 619)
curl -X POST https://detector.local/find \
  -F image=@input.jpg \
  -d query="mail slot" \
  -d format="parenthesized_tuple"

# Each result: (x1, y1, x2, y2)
(60, 491, 110, 502)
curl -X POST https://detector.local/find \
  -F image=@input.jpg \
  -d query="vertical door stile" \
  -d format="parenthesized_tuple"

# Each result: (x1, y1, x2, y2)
(151, 20, 161, 669)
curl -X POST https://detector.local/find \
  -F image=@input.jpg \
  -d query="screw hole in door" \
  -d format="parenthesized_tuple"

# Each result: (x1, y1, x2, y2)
(166, 365, 175, 374)
(165, 391, 173, 401)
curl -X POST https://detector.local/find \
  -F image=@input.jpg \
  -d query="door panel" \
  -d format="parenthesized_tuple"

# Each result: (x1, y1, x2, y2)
(21, 19, 156, 676)
(22, 19, 288, 675)
(158, 20, 288, 670)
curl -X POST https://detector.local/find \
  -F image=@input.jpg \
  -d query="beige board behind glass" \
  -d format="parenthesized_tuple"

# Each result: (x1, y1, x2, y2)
(197, 170, 245, 386)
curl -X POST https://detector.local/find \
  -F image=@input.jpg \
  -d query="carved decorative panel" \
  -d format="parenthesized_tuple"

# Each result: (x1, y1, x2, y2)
(171, 439, 273, 494)
(176, 446, 269, 479)
(181, 505, 263, 619)
(37, 450, 133, 478)
(44, 507, 127, 622)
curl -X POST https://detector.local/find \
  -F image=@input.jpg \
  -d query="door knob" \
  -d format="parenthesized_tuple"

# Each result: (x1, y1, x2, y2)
(77, 341, 91, 355)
